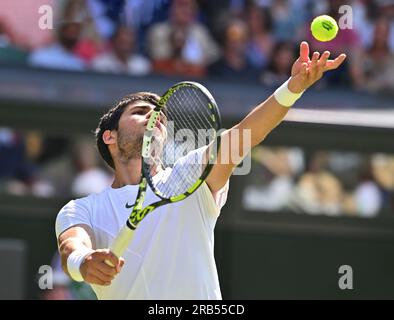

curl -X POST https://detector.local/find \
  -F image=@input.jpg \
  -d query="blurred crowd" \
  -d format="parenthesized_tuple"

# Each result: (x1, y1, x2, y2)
(0, 0, 393, 94)
(0, 129, 113, 198)
(243, 146, 394, 218)
(1, 127, 393, 218)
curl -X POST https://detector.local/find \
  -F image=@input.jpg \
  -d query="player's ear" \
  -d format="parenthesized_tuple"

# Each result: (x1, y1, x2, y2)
(102, 129, 117, 145)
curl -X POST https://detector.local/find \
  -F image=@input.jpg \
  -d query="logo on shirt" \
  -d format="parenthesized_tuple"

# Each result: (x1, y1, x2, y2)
(125, 202, 135, 209)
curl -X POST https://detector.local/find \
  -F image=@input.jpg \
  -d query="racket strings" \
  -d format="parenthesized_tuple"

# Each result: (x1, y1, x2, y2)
(169, 87, 214, 152)
(170, 89, 216, 156)
(172, 89, 215, 139)
(174, 89, 211, 127)
(148, 86, 218, 198)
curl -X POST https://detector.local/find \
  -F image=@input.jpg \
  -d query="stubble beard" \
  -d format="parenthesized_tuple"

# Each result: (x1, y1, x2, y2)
(117, 129, 143, 163)
(117, 127, 166, 167)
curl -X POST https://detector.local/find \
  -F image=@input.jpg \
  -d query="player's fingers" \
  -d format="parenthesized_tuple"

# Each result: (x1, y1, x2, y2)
(98, 261, 118, 277)
(94, 249, 119, 267)
(92, 250, 113, 266)
(83, 266, 113, 285)
(116, 257, 125, 273)
(92, 248, 111, 258)
(325, 54, 347, 70)
(299, 41, 310, 63)
(87, 275, 112, 286)
(104, 259, 115, 267)
(310, 52, 320, 79)
(318, 51, 331, 67)
(316, 51, 330, 78)
(335, 53, 347, 67)
(312, 51, 319, 64)
(105, 251, 121, 268)
(300, 62, 308, 78)
(92, 267, 115, 283)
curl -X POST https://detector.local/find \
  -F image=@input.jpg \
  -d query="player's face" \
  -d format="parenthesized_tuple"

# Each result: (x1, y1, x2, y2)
(116, 102, 167, 161)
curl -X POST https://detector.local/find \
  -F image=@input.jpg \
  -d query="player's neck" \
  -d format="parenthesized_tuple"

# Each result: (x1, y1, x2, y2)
(112, 158, 142, 187)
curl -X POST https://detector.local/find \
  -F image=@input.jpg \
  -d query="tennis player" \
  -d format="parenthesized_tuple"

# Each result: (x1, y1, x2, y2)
(56, 41, 346, 299)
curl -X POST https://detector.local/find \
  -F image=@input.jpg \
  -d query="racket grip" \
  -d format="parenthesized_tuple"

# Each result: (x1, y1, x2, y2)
(105, 224, 135, 267)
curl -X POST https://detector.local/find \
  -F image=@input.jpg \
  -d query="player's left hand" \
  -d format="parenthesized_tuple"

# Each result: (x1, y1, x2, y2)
(288, 41, 347, 93)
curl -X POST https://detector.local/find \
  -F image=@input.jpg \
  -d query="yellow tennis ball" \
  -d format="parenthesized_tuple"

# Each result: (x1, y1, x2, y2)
(310, 15, 339, 42)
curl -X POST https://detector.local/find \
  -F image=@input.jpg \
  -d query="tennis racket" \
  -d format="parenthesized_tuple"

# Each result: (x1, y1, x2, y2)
(108, 81, 221, 262)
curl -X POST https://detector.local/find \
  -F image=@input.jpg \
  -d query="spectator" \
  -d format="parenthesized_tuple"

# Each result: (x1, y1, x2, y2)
(376, 0, 394, 51)
(71, 139, 112, 197)
(354, 181, 382, 218)
(360, 16, 394, 94)
(89, 0, 125, 38)
(291, 170, 345, 216)
(270, 0, 306, 43)
(243, 146, 302, 211)
(372, 153, 394, 213)
(152, 26, 206, 78)
(0, 128, 54, 197)
(0, 128, 35, 193)
(209, 18, 260, 82)
(195, 0, 240, 39)
(147, 0, 220, 66)
(261, 41, 296, 87)
(61, 0, 106, 63)
(351, 158, 382, 217)
(91, 26, 151, 76)
(29, 21, 86, 71)
(245, 5, 275, 69)
(353, 0, 380, 50)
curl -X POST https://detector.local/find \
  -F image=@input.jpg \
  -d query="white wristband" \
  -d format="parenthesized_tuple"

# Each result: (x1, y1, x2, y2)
(274, 77, 305, 107)
(67, 247, 94, 282)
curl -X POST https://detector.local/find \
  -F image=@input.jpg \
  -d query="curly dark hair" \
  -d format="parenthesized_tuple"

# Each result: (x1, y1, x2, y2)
(95, 92, 161, 169)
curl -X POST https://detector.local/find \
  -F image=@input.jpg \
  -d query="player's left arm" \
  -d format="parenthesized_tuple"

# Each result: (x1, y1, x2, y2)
(206, 41, 346, 193)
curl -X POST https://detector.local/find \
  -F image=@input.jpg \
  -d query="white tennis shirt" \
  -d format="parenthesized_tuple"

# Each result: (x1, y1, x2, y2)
(55, 151, 228, 300)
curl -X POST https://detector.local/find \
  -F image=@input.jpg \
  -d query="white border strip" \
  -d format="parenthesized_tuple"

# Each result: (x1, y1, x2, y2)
(285, 109, 394, 129)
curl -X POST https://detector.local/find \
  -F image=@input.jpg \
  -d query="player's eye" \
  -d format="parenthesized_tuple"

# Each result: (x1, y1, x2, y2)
(132, 109, 147, 115)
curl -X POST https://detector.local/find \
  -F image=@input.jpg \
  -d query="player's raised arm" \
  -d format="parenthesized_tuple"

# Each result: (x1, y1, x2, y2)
(206, 41, 347, 192)
(58, 224, 124, 286)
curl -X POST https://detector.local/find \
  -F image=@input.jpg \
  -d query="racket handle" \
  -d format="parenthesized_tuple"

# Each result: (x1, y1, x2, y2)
(105, 224, 135, 267)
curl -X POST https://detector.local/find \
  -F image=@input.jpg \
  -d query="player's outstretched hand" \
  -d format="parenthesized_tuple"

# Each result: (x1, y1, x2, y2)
(80, 249, 125, 286)
(288, 41, 347, 93)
